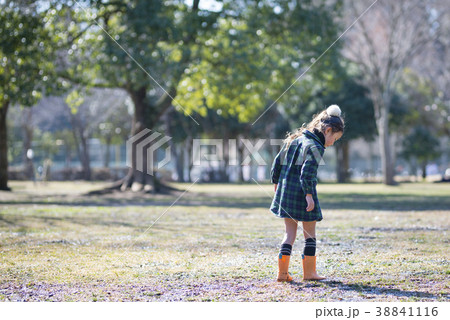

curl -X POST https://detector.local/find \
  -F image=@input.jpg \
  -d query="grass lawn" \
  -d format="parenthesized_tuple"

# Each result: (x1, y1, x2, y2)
(0, 181, 449, 301)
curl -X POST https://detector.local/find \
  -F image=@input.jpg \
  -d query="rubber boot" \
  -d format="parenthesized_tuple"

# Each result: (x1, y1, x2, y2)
(302, 255, 325, 280)
(277, 254, 293, 282)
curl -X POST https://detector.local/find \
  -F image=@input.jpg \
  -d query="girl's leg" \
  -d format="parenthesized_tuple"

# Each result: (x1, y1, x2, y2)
(302, 220, 317, 257)
(277, 218, 298, 282)
(302, 221, 316, 240)
(301, 220, 325, 280)
(282, 218, 298, 245)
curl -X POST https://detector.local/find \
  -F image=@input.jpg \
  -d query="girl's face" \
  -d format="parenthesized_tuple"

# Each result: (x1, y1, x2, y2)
(323, 127, 343, 147)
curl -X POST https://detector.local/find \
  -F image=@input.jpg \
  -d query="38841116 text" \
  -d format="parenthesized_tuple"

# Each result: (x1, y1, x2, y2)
(375, 306, 439, 317)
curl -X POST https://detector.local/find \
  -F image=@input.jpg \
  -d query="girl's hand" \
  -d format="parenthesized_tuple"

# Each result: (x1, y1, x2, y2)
(274, 184, 277, 192)
(306, 194, 314, 212)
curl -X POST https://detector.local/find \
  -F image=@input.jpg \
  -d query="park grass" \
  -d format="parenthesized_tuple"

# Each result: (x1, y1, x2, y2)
(0, 181, 449, 301)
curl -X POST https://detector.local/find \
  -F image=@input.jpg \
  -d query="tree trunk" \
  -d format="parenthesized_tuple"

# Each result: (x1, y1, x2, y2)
(237, 139, 245, 182)
(168, 138, 185, 182)
(164, 108, 185, 182)
(421, 161, 427, 179)
(220, 134, 230, 182)
(336, 141, 350, 183)
(122, 87, 151, 191)
(185, 137, 193, 182)
(408, 158, 418, 181)
(375, 101, 396, 185)
(391, 132, 399, 176)
(22, 108, 35, 180)
(70, 120, 83, 177)
(104, 137, 111, 168)
(175, 143, 185, 182)
(0, 101, 10, 191)
(121, 86, 176, 192)
(79, 132, 91, 180)
(65, 145, 72, 169)
(68, 110, 91, 181)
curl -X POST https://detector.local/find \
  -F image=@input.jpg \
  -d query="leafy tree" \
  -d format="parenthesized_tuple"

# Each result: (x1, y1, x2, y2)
(59, 0, 221, 191)
(391, 69, 448, 177)
(401, 126, 441, 179)
(34, 129, 59, 160)
(164, 107, 205, 182)
(60, 0, 342, 191)
(321, 75, 376, 182)
(54, 129, 78, 168)
(178, 0, 343, 121)
(93, 98, 132, 168)
(342, 0, 442, 185)
(65, 87, 130, 179)
(0, 1, 57, 190)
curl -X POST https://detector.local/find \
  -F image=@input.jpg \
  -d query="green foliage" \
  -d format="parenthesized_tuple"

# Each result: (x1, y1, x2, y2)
(54, 129, 77, 156)
(6, 113, 22, 164)
(394, 69, 449, 136)
(93, 99, 132, 146)
(65, 88, 85, 113)
(34, 128, 59, 159)
(0, 1, 58, 107)
(401, 126, 441, 165)
(178, 0, 343, 122)
(321, 75, 376, 141)
(59, 0, 343, 125)
(74, 0, 219, 91)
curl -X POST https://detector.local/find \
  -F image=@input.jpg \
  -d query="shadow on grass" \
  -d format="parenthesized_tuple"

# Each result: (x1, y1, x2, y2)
(321, 193, 450, 211)
(1, 192, 449, 211)
(0, 212, 140, 230)
(290, 280, 441, 300)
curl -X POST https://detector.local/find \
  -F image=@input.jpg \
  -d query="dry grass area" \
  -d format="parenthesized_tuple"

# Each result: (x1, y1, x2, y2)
(0, 181, 449, 301)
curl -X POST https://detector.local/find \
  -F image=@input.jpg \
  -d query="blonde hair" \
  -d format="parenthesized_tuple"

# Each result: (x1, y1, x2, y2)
(283, 105, 345, 147)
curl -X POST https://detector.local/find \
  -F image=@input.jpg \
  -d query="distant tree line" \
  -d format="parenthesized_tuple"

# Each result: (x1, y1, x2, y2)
(1, 0, 449, 191)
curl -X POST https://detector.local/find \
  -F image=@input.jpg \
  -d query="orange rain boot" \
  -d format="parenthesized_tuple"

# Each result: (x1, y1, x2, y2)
(277, 254, 293, 282)
(302, 255, 325, 280)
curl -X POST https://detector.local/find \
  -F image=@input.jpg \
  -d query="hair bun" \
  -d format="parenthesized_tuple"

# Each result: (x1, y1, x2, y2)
(326, 104, 341, 117)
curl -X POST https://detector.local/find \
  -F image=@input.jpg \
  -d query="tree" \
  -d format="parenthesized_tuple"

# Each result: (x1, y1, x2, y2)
(61, 0, 343, 191)
(21, 107, 35, 180)
(54, 129, 77, 169)
(401, 126, 441, 179)
(0, 1, 56, 190)
(342, 0, 440, 185)
(408, 0, 450, 143)
(65, 87, 129, 180)
(178, 0, 343, 122)
(321, 75, 376, 182)
(177, 0, 343, 183)
(163, 107, 203, 182)
(59, 0, 221, 191)
(94, 96, 132, 168)
(392, 69, 448, 178)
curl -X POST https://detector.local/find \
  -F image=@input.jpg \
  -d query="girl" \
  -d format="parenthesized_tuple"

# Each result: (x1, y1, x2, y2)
(270, 105, 344, 282)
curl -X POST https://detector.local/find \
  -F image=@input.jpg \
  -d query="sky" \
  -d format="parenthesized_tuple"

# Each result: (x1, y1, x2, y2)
(186, 0, 223, 12)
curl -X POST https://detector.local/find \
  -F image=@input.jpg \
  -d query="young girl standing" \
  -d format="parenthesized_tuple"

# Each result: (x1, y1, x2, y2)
(270, 105, 344, 282)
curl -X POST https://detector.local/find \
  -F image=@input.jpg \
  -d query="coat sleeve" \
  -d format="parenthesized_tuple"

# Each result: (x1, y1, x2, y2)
(299, 145, 323, 194)
(270, 148, 283, 184)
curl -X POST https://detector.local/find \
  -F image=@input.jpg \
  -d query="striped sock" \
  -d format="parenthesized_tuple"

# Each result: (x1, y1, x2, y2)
(279, 243, 292, 257)
(303, 238, 316, 256)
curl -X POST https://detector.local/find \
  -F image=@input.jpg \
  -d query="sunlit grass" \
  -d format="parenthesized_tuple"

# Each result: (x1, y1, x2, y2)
(0, 181, 449, 301)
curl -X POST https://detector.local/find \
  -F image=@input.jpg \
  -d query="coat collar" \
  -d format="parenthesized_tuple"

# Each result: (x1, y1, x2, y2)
(303, 130, 325, 148)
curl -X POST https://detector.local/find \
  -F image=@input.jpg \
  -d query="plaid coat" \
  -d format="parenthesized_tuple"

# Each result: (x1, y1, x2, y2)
(270, 130, 325, 221)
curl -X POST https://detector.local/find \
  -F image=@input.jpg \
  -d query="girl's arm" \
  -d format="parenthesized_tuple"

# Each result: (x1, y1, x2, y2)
(300, 145, 324, 210)
(270, 148, 283, 185)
